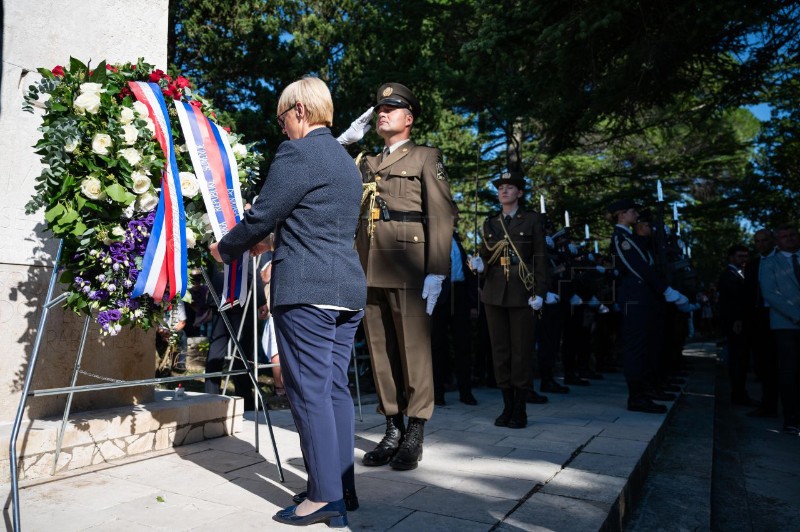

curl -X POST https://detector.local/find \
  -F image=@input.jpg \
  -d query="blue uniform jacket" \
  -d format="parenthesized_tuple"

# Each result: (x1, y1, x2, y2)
(610, 225, 667, 305)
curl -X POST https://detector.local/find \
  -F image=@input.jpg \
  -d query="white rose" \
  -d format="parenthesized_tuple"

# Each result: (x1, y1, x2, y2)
(201, 213, 212, 233)
(179, 172, 200, 197)
(231, 143, 247, 160)
(185, 228, 196, 249)
(74, 92, 101, 115)
(80, 177, 104, 200)
(120, 124, 139, 145)
(112, 226, 126, 238)
(119, 107, 136, 125)
(64, 138, 79, 153)
(144, 117, 156, 135)
(122, 203, 135, 219)
(79, 82, 105, 95)
(131, 171, 151, 194)
(135, 191, 159, 212)
(178, 144, 188, 152)
(133, 101, 149, 116)
(91, 133, 113, 155)
(120, 147, 142, 166)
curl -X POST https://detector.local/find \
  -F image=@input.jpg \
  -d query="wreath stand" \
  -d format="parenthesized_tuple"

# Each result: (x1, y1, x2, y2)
(6, 244, 287, 531)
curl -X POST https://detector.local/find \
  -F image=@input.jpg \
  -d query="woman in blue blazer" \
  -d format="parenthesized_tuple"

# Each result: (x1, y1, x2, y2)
(211, 76, 366, 528)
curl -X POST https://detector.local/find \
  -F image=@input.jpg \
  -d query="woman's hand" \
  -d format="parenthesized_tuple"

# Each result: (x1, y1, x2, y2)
(209, 242, 222, 263)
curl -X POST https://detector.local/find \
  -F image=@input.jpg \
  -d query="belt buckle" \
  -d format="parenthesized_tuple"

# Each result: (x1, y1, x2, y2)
(371, 208, 380, 221)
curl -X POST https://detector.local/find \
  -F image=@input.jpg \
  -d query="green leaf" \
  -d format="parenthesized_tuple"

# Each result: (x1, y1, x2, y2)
(105, 183, 136, 205)
(44, 204, 65, 223)
(71, 221, 88, 236)
(69, 57, 87, 74)
(89, 61, 107, 82)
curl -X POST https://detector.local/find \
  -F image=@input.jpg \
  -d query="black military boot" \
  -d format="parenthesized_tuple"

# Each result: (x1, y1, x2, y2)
(494, 388, 514, 427)
(390, 417, 425, 470)
(508, 388, 528, 429)
(362, 414, 405, 466)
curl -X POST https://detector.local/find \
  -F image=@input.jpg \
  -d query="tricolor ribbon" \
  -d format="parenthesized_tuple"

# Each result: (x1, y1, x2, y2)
(174, 99, 248, 306)
(129, 81, 187, 303)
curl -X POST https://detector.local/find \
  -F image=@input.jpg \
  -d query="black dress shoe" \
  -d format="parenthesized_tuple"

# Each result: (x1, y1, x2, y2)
(580, 370, 604, 380)
(273, 499, 347, 527)
(540, 379, 569, 394)
(363, 415, 404, 467)
(747, 407, 778, 418)
(564, 375, 591, 386)
(731, 395, 759, 407)
(293, 490, 359, 511)
(659, 384, 681, 393)
(459, 391, 478, 405)
(628, 397, 668, 414)
(525, 389, 549, 404)
(390, 418, 425, 470)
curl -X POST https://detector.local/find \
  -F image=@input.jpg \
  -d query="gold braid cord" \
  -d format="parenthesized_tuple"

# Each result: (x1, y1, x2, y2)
(361, 182, 378, 242)
(483, 215, 536, 292)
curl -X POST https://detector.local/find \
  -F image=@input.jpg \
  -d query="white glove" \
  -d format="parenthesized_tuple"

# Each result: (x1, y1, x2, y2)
(528, 296, 543, 311)
(663, 287, 682, 303)
(587, 253, 595, 262)
(587, 296, 600, 308)
(469, 256, 485, 273)
(422, 274, 446, 315)
(677, 302, 692, 313)
(570, 294, 583, 305)
(545, 235, 555, 248)
(545, 292, 559, 304)
(595, 265, 606, 274)
(568, 243, 578, 255)
(674, 293, 689, 307)
(336, 106, 374, 145)
(598, 304, 610, 314)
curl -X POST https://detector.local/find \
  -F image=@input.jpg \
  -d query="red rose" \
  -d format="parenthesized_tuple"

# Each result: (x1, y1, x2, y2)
(223, 126, 231, 133)
(189, 99, 202, 109)
(210, 111, 217, 119)
(106, 64, 119, 73)
(175, 76, 191, 89)
(51, 65, 65, 77)
(149, 69, 166, 82)
(118, 86, 133, 99)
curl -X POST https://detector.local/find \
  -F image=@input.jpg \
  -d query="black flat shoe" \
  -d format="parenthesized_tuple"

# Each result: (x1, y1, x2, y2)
(540, 379, 569, 394)
(273, 500, 347, 528)
(564, 376, 591, 386)
(628, 397, 667, 414)
(525, 390, 549, 404)
(293, 490, 359, 511)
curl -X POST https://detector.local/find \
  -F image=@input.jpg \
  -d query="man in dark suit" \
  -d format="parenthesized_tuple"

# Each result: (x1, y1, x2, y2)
(744, 229, 778, 417)
(355, 83, 455, 471)
(718, 244, 756, 406)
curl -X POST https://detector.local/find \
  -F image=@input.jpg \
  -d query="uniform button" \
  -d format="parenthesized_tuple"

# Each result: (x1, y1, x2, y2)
(375, 176, 381, 181)
(413, 236, 419, 242)
(520, 232, 524, 235)
(401, 170, 407, 175)
(375, 191, 380, 196)
(402, 148, 408, 152)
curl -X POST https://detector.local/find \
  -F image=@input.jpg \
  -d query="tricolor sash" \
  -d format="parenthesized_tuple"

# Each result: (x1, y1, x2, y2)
(174, 99, 248, 306)
(129, 81, 187, 303)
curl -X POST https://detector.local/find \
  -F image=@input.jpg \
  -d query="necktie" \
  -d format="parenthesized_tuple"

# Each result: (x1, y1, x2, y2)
(504, 215, 512, 227)
(381, 147, 390, 163)
(793, 253, 800, 286)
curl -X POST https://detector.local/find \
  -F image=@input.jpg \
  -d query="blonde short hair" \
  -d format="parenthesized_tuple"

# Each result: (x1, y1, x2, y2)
(278, 76, 333, 127)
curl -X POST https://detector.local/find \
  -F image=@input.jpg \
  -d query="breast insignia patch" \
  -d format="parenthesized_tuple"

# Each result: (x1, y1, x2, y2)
(436, 160, 448, 181)
(621, 241, 631, 251)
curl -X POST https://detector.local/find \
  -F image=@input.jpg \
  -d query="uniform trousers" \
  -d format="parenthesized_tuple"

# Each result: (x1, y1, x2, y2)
(363, 287, 434, 420)
(773, 329, 800, 426)
(484, 304, 535, 389)
(563, 305, 592, 377)
(536, 302, 563, 382)
(619, 299, 660, 395)
(750, 309, 779, 411)
(273, 304, 363, 503)
(431, 280, 473, 395)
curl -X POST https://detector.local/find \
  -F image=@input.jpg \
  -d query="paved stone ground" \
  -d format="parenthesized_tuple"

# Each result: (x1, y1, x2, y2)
(9, 353, 693, 531)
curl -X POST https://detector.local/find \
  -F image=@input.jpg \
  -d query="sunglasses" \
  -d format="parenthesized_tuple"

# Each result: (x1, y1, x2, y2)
(276, 103, 297, 130)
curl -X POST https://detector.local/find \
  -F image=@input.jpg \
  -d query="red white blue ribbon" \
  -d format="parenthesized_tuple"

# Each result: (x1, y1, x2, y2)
(129, 81, 187, 303)
(174, 99, 248, 306)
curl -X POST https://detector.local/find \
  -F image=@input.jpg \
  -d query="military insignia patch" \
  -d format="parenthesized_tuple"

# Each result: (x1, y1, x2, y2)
(621, 241, 631, 251)
(436, 160, 448, 181)
(383, 87, 393, 97)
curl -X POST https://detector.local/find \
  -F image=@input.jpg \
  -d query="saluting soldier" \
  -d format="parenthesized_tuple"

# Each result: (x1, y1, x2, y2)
(470, 171, 548, 429)
(608, 198, 688, 413)
(355, 82, 455, 471)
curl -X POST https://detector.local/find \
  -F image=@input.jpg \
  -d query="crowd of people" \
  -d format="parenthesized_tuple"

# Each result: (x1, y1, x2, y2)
(191, 76, 796, 528)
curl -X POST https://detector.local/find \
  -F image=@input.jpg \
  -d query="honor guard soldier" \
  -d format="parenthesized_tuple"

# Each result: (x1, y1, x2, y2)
(470, 171, 549, 428)
(608, 199, 689, 413)
(355, 82, 455, 471)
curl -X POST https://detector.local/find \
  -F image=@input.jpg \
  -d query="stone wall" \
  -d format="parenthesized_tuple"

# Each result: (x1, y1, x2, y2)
(0, 0, 170, 424)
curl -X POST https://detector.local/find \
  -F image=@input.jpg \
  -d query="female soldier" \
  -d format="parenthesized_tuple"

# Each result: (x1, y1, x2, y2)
(470, 171, 548, 428)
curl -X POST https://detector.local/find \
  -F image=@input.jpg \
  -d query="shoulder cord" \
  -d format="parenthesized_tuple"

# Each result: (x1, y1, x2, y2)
(356, 152, 378, 242)
(484, 214, 535, 292)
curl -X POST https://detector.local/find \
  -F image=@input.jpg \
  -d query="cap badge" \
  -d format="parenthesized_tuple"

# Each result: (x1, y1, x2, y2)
(621, 241, 632, 251)
(382, 87, 393, 97)
(502, 172, 510, 179)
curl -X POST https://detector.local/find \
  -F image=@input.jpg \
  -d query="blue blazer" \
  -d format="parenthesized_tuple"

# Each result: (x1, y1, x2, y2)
(218, 128, 367, 310)
(759, 252, 800, 330)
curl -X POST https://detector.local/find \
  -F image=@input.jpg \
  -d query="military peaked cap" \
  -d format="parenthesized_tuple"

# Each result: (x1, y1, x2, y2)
(492, 170, 526, 190)
(376, 82, 421, 118)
